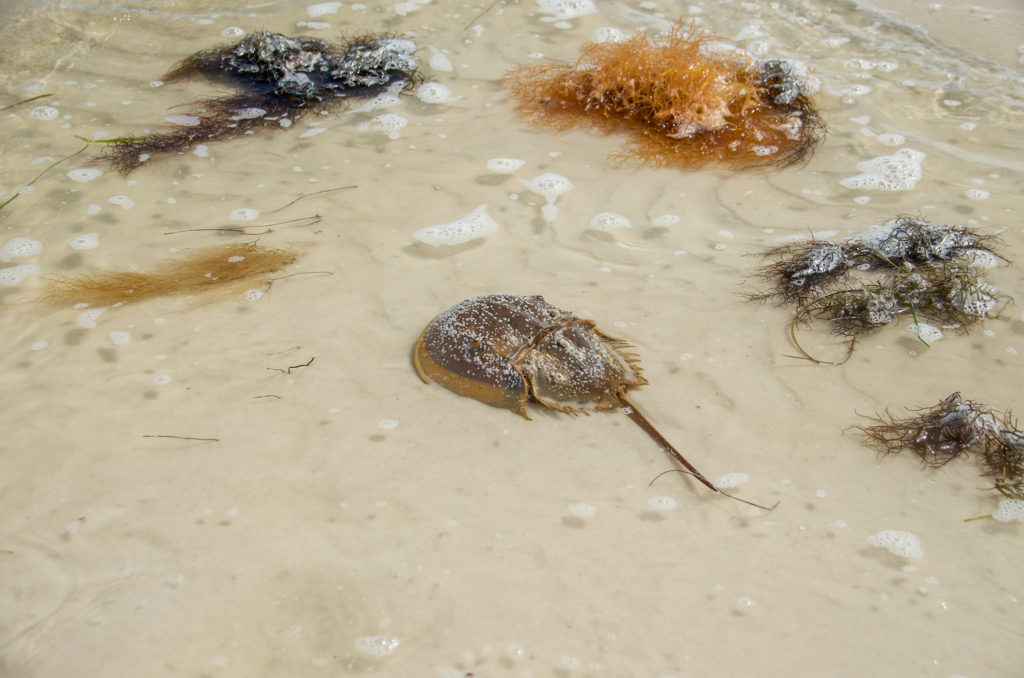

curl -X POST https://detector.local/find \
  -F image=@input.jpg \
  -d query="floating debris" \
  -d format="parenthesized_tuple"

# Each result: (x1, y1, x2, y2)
(504, 24, 824, 170)
(107, 32, 421, 172)
(414, 293, 775, 509)
(40, 243, 299, 306)
(852, 393, 1024, 501)
(750, 217, 1009, 362)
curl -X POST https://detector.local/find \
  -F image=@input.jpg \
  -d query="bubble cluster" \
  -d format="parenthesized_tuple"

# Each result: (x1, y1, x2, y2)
(230, 208, 260, 221)
(69, 233, 99, 250)
(67, 168, 103, 183)
(358, 113, 408, 139)
(164, 114, 201, 127)
(992, 499, 1024, 522)
(839, 148, 925, 191)
(589, 212, 632, 231)
(413, 205, 499, 246)
(29, 106, 59, 121)
(0, 264, 41, 286)
(1, 237, 42, 262)
(908, 322, 943, 343)
(536, 0, 597, 22)
(307, 1, 342, 16)
(354, 635, 400, 657)
(416, 82, 455, 104)
(647, 495, 678, 510)
(519, 172, 573, 222)
(485, 158, 525, 174)
(108, 195, 136, 209)
(567, 502, 596, 517)
(867, 529, 923, 558)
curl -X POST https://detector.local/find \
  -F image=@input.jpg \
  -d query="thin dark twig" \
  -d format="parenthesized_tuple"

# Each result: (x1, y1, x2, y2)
(162, 215, 321, 236)
(143, 434, 220, 442)
(266, 186, 356, 213)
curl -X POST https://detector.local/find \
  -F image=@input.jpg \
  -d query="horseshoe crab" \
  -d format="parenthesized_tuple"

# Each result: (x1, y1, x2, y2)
(414, 294, 774, 508)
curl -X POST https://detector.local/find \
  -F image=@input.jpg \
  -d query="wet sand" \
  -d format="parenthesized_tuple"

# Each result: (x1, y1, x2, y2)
(1, 1, 1022, 676)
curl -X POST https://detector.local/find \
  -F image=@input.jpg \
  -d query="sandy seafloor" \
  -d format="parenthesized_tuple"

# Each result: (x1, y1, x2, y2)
(1, 0, 1023, 676)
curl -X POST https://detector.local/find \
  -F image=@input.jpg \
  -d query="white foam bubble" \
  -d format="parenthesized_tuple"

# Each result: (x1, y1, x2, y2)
(992, 499, 1024, 522)
(713, 473, 750, 489)
(519, 172, 573, 222)
(536, 0, 596, 21)
(1, 237, 42, 261)
(307, 1, 342, 16)
(299, 126, 327, 139)
(358, 113, 407, 139)
(351, 80, 406, 113)
(428, 51, 453, 72)
(154, 374, 172, 385)
(354, 635, 400, 657)
(485, 158, 525, 174)
(648, 495, 678, 510)
(908, 322, 943, 343)
(29, 106, 59, 121)
(67, 168, 103, 183)
(377, 419, 399, 430)
(839, 148, 925, 191)
(589, 212, 632, 231)
(416, 82, 456, 104)
(164, 114, 201, 127)
(868, 529, 923, 558)
(876, 133, 905, 146)
(592, 27, 627, 43)
(77, 308, 104, 328)
(965, 188, 989, 200)
(69, 233, 99, 250)
(193, 144, 210, 158)
(230, 107, 267, 120)
(109, 330, 131, 346)
(230, 208, 260, 221)
(31, 340, 48, 351)
(0, 264, 41, 286)
(413, 204, 499, 246)
(107, 195, 136, 209)
(567, 502, 596, 517)
(652, 214, 680, 227)
(519, 172, 573, 201)
(245, 288, 264, 301)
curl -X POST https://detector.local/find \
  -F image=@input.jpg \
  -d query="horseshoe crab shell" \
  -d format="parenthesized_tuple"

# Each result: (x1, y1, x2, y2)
(413, 294, 646, 418)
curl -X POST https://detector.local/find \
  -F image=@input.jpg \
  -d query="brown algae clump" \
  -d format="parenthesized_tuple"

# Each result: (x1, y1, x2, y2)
(750, 217, 1009, 360)
(504, 24, 824, 169)
(852, 393, 1024, 500)
(414, 294, 776, 509)
(107, 32, 421, 172)
(40, 243, 299, 306)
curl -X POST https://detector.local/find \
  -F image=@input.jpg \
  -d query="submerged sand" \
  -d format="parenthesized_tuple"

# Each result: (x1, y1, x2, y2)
(1, 1, 1022, 676)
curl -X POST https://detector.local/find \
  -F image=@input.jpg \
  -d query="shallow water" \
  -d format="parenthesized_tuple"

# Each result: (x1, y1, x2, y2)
(1, 1, 1023, 676)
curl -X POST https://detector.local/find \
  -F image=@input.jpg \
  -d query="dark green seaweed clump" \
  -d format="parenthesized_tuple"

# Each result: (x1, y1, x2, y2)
(852, 393, 1024, 500)
(750, 217, 1010, 361)
(106, 32, 421, 172)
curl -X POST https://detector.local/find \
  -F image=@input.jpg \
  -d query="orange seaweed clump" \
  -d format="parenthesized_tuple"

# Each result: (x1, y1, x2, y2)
(40, 243, 299, 307)
(504, 25, 824, 169)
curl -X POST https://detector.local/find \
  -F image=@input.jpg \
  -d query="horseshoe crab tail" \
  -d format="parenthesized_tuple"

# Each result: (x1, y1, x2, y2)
(617, 392, 718, 492)
(619, 392, 779, 511)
